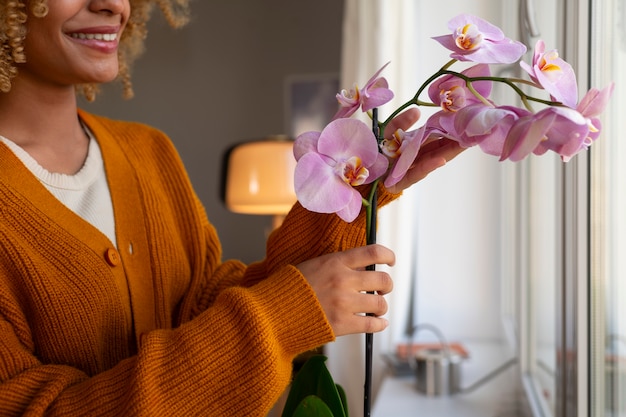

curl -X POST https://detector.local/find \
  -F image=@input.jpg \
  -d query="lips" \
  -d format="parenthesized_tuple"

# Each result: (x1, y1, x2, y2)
(66, 27, 121, 53)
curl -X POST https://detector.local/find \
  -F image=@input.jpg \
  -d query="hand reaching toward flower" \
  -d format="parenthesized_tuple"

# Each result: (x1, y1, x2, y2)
(296, 244, 395, 337)
(382, 108, 465, 194)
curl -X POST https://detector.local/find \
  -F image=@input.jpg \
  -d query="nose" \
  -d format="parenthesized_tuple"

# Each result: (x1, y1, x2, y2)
(89, 0, 128, 15)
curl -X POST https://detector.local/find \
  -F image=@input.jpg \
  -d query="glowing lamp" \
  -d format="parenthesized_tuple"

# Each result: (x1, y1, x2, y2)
(223, 135, 297, 228)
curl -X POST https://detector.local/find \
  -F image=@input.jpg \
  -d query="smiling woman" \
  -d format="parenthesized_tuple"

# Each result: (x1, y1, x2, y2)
(0, 0, 190, 100)
(0, 0, 465, 415)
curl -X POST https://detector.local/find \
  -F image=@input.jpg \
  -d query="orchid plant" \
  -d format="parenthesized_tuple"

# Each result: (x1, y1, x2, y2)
(287, 13, 613, 417)
(294, 13, 613, 224)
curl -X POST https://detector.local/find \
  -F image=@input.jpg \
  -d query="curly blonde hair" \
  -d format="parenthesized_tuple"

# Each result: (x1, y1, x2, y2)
(0, 0, 190, 101)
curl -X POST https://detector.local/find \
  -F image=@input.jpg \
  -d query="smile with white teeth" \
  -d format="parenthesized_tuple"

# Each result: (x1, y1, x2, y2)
(70, 33, 118, 41)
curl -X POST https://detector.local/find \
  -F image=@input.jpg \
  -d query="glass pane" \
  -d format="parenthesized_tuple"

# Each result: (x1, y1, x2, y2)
(590, 0, 626, 415)
(528, 153, 559, 415)
(517, 2, 560, 413)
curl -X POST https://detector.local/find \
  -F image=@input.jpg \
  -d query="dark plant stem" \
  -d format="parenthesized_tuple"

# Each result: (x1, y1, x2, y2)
(379, 60, 564, 130)
(364, 108, 380, 417)
(363, 197, 376, 417)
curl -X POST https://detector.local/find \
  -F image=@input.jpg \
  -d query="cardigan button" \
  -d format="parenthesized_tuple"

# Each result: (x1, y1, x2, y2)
(105, 248, 121, 266)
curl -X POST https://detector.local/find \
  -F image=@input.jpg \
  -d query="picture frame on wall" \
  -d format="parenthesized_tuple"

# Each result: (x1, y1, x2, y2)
(284, 73, 340, 139)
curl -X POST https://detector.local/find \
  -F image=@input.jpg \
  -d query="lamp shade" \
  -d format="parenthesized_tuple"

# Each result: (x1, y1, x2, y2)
(224, 136, 297, 215)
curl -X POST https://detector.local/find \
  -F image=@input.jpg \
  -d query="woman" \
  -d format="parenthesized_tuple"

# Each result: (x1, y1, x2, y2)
(0, 0, 463, 415)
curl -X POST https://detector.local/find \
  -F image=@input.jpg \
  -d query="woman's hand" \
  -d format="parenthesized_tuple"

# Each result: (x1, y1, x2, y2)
(383, 108, 466, 194)
(296, 244, 395, 337)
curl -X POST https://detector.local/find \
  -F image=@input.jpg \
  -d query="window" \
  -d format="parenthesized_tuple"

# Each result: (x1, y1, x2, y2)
(589, 0, 626, 414)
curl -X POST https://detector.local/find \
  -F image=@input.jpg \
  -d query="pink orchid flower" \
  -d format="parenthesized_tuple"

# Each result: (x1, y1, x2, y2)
(453, 103, 531, 156)
(381, 126, 427, 188)
(501, 83, 614, 162)
(432, 14, 527, 64)
(532, 108, 591, 161)
(333, 63, 395, 120)
(293, 118, 389, 222)
(520, 40, 578, 108)
(426, 64, 493, 130)
(428, 64, 493, 111)
(573, 83, 614, 150)
(501, 107, 588, 162)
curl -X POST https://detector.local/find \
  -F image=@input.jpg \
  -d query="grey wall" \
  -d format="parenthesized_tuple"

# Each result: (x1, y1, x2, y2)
(80, 0, 344, 263)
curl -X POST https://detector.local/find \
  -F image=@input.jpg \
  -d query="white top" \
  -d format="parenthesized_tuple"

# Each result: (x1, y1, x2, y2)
(0, 128, 117, 246)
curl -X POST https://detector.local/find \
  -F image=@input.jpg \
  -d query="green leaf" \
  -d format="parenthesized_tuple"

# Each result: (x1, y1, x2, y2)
(292, 395, 335, 417)
(281, 355, 347, 417)
(336, 384, 349, 416)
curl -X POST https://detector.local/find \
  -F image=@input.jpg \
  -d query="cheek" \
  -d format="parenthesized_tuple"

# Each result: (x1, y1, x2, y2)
(21, 36, 57, 72)
(23, 15, 59, 56)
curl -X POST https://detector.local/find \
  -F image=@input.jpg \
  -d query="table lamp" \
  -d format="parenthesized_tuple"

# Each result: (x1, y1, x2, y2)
(223, 135, 297, 230)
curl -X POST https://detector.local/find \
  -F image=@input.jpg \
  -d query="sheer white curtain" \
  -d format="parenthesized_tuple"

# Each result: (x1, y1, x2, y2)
(326, 1, 507, 415)
(325, 1, 421, 415)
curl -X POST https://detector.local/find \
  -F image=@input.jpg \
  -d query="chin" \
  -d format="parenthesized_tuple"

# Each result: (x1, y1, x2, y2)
(88, 61, 120, 84)
(82, 72, 119, 87)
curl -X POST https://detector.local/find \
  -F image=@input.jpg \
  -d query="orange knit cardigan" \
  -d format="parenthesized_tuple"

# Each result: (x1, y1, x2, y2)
(0, 110, 397, 416)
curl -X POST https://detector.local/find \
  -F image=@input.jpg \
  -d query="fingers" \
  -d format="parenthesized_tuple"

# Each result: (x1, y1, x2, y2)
(386, 138, 466, 194)
(382, 108, 466, 194)
(340, 244, 396, 270)
(296, 244, 396, 337)
(357, 270, 393, 295)
(420, 137, 466, 162)
(335, 312, 390, 335)
(324, 291, 390, 335)
(384, 108, 420, 137)
(318, 261, 393, 336)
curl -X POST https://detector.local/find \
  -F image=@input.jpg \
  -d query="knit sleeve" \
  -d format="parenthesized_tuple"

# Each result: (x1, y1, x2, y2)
(257, 181, 399, 277)
(185, 181, 400, 312)
(0, 269, 332, 416)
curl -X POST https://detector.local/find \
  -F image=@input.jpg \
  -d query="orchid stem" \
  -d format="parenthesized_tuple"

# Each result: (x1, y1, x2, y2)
(364, 109, 380, 417)
(379, 64, 564, 131)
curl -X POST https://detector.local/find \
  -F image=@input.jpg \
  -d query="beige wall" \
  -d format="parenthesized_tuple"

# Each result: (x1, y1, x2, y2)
(81, 0, 344, 263)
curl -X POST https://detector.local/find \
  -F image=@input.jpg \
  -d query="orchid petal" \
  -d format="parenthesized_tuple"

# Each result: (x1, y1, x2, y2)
(332, 62, 394, 119)
(294, 152, 353, 212)
(577, 83, 615, 117)
(428, 65, 493, 123)
(333, 104, 358, 120)
(462, 64, 493, 97)
(500, 112, 557, 161)
(317, 119, 380, 167)
(446, 14, 506, 40)
(452, 41, 527, 65)
(368, 153, 390, 183)
(456, 105, 509, 136)
(363, 62, 391, 89)
(454, 104, 530, 153)
(361, 87, 395, 112)
(522, 40, 578, 107)
(334, 88, 360, 119)
(336, 191, 366, 223)
(432, 14, 526, 64)
(384, 127, 426, 188)
(539, 107, 590, 158)
(361, 63, 394, 111)
(293, 131, 320, 160)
